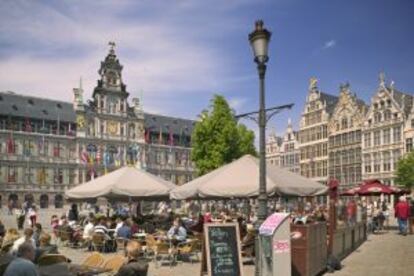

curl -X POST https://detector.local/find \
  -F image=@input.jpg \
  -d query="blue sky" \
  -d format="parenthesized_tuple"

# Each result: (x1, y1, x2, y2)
(0, 0, 413, 137)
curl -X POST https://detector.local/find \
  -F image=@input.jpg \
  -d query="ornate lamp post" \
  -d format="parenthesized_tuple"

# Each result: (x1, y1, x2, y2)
(249, 20, 271, 276)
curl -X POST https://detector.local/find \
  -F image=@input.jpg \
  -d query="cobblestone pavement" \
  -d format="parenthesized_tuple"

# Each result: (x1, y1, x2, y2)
(2, 208, 413, 276)
(325, 225, 414, 276)
(0, 208, 255, 276)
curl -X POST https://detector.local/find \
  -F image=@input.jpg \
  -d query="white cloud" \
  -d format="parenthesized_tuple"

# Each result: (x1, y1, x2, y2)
(0, 0, 246, 114)
(323, 39, 336, 49)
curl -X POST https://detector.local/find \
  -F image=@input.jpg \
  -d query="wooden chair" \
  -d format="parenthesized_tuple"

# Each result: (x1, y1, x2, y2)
(177, 240, 201, 263)
(81, 252, 105, 268)
(115, 238, 129, 254)
(91, 233, 106, 252)
(37, 254, 68, 266)
(144, 235, 157, 259)
(154, 240, 176, 268)
(101, 255, 126, 273)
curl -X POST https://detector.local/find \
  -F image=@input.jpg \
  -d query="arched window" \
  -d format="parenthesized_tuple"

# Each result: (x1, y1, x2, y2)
(384, 109, 392, 121)
(341, 117, 348, 129)
(374, 112, 382, 123)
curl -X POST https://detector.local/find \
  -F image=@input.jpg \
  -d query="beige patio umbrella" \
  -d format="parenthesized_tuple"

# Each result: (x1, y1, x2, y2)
(65, 166, 175, 200)
(170, 155, 328, 200)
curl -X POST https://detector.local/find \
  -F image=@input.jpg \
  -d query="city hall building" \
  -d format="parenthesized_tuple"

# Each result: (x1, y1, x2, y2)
(0, 45, 195, 208)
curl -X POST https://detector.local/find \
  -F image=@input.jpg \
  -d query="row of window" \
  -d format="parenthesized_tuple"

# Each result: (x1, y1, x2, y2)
(0, 167, 75, 185)
(299, 125, 328, 144)
(300, 160, 328, 178)
(300, 143, 328, 160)
(0, 118, 75, 136)
(304, 110, 322, 126)
(0, 140, 76, 159)
(329, 130, 361, 148)
(329, 165, 362, 185)
(328, 148, 362, 166)
(364, 126, 401, 147)
(363, 149, 401, 173)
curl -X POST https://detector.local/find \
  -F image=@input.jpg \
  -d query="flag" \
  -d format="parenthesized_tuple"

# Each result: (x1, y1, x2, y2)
(81, 150, 88, 164)
(144, 128, 150, 143)
(168, 129, 174, 147)
(7, 133, 14, 154)
(96, 147, 102, 164)
(24, 118, 32, 132)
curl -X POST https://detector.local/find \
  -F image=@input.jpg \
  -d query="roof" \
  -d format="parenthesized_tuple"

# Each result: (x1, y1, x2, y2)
(390, 88, 413, 117)
(0, 91, 196, 134)
(320, 92, 339, 115)
(0, 91, 76, 122)
(144, 113, 196, 135)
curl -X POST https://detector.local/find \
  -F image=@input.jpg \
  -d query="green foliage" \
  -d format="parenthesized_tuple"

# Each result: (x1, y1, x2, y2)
(191, 95, 257, 176)
(395, 150, 414, 189)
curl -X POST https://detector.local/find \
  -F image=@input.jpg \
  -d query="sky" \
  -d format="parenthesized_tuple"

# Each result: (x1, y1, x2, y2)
(1, 0, 414, 138)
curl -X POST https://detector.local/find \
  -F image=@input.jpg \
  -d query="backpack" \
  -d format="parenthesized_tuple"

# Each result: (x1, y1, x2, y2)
(327, 255, 342, 273)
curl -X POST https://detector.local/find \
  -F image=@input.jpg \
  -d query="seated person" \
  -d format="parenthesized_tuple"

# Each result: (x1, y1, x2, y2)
(4, 242, 37, 276)
(32, 223, 42, 247)
(11, 228, 36, 255)
(167, 217, 187, 243)
(83, 219, 95, 241)
(94, 218, 110, 239)
(34, 233, 59, 263)
(116, 241, 148, 276)
(117, 219, 132, 239)
(1, 229, 20, 253)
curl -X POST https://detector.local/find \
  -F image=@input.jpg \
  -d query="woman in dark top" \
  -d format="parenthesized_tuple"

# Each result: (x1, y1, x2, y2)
(68, 204, 79, 222)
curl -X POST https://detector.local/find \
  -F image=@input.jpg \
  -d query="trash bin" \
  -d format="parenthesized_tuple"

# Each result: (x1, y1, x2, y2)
(258, 213, 291, 276)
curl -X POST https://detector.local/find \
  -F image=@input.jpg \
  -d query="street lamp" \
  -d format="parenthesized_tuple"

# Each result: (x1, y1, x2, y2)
(249, 20, 271, 276)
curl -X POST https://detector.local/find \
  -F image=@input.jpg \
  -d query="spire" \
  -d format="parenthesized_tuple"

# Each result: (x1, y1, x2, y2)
(79, 76, 83, 90)
(108, 41, 116, 55)
(309, 77, 318, 91)
(379, 72, 386, 88)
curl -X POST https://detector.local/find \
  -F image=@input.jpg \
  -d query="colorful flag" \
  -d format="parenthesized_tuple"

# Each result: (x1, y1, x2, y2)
(144, 128, 150, 143)
(96, 147, 102, 164)
(81, 150, 88, 164)
(24, 118, 32, 132)
(7, 133, 14, 154)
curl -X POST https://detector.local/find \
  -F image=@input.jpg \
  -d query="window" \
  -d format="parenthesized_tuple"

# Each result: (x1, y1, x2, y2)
(406, 138, 413, 152)
(8, 166, 17, 183)
(373, 153, 381, 172)
(364, 154, 371, 173)
(383, 151, 391, 171)
(374, 112, 381, 123)
(53, 168, 63, 184)
(37, 168, 47, 185)
(393, 126, 401, 142)
(374, 130, 381, 146)
(411, 119, 414, 129)
(383, 128, 391, 144)
(384, 110, 392, 121)
(364, 132, 371, 147)
(393, 149, 401, 169)
(53, 142, 61, 158)
(341, 117, 348, 129)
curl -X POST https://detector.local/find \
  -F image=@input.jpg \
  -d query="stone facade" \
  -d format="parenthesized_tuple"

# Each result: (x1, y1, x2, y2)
(267, 119, 300, 174)
(298, 78, 338, 183)
(266, 131, 282, 167)
(0, 45, 195, 208)
(361, 75, 413, 186)
(328, 84, 367, 189)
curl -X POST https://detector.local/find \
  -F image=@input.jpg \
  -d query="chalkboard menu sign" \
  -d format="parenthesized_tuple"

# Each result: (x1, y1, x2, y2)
(204, 223, 243, 276)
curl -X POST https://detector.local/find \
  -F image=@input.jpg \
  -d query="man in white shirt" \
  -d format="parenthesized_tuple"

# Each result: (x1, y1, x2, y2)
(82, 219, 95, 240)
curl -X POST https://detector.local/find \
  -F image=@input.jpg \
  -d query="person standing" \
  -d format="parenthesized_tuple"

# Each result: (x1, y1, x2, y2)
(395, 196, 410, 236)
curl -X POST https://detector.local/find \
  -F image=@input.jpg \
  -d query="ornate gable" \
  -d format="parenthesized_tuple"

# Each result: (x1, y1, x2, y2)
(328, 83, 366, 133)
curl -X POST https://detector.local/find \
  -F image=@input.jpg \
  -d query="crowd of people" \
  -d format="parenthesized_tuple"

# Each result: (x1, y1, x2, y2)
(0, 194, 412, 275)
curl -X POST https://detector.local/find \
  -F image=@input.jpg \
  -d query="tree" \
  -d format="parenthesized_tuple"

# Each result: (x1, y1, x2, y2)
(191, 94, 257, 176)
(395, 150, 414, 189)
